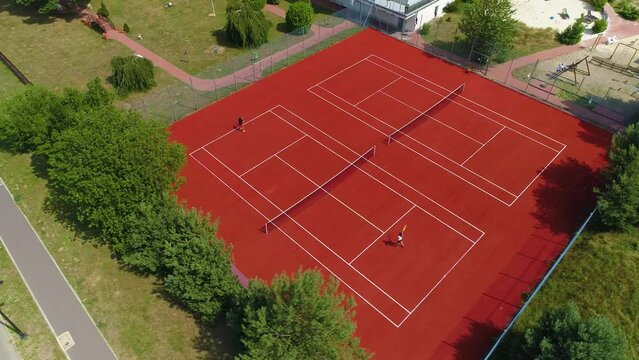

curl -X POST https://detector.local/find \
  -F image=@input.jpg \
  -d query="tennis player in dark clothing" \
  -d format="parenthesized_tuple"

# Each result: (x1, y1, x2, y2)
(237, 116, 245, 132)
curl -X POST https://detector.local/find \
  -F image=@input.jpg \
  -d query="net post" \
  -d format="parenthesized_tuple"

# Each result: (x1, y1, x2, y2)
(372, 145, 376, 157)
(386, 135, 391, 146)
(264, 221, 269, 234)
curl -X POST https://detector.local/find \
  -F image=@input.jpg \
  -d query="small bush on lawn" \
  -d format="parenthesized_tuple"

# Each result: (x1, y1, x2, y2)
(557, 18, 585, 44)
(123, 23, 130, 33)
(97, 1, 109, 18)
(286, 1, 314, 33)
(591, 0, 607, 11)
(248, 0, 266, 10)
(420, 23, 430, 36)
(267, 0, 280, 4)
(110, 56, 156, 96)
(592, 18, 607, 33)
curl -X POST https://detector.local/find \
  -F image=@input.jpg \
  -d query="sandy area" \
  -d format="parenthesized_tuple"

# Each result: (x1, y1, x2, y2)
(512, 0, 596, 31)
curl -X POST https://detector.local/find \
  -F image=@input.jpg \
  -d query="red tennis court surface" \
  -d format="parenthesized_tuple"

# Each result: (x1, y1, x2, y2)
(170, 29, 611, 359)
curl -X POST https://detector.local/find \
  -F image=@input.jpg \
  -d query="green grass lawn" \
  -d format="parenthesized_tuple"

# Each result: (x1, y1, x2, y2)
(494, 230, 639, 359)
(0, 243, 66, 360)
(0, 64, 25, 100)
(421, 13, 560, 63)
(0, 0, 130, 91)
(0, 152, 237, 359)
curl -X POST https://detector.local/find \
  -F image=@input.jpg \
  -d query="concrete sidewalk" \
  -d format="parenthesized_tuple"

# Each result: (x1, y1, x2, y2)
(0, 183, 117, 360)
(0, 325, 20, 360)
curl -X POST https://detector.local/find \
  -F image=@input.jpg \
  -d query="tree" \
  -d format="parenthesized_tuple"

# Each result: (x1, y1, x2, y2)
(97, 1, 109, 18)
(247, 0, 266, 11)
(523, 302, 626, 360)
(458, 0, 518, 59)
(110, 56, 156, 97)
(286, 1, 313, 33)
(0, 86, 62, 153)
(161, 217, 241, 320)
(596, 123, 639, 231)
(46, 106, 185, 237)
(557, 18, 586, 45)
(235, 269, 371, 360)
(224, 0, 271, 48)
(592, 18, 607, 34)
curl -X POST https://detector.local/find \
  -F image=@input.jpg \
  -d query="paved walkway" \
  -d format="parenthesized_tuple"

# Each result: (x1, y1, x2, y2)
(102, 6, 355, 91)
(0, 183, 117, 360)
(0, 325, 20, 360)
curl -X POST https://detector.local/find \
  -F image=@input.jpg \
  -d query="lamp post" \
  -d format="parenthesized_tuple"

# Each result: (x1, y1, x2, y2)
(0, 280, 27, 340)
(209, 0, 216, 16)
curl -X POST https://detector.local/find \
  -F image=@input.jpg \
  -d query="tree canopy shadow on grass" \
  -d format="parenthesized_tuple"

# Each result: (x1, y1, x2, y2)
(531, 157, 601, 236)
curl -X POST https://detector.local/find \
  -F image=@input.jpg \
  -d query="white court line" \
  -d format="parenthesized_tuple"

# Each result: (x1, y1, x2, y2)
(315, 57, 372, 88)
(461, 127, 506, 166)
(355, 77, 402, 106)
(397, 240, 479, 327)
(192, 148, 408, 326)
(270, 221, 405, 327)
(379, 90, 483, 145)
(366, 55, 567, 152)
(309, 86, 517, 205)
(318, 84, 520, 198)
(192, 105, 485, 327)
(188, 107, 278, 156)
(512, 146, 565, 204)
(274, 154, 385, 233)
(190, 151, 270, 220)
(239, 135, 307, 177)
(349, 205, 416, 264)
(198, 129, 412, 315)
(272, 106, 484, 241)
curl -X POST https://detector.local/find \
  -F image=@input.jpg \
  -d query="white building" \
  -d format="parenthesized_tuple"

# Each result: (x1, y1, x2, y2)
(330, 0, 454, 32)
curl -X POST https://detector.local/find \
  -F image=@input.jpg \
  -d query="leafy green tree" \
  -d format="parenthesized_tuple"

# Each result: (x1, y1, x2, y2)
(46, 106, 185, 237)
(557, 18, 586, 45)
(592, 18, 608, 34)
(224, 0, 271, 48)
(286, 1, 313, 33)
(523, 302, 626, 359)
(97, 1, 109, 17)
(0, 85, 62, 152)
(235, 269, 371, 360)
(110, 56, 156, 97)
(458, 0, 518, 59)
(591, 0, 607, 11)
(161, 217, 240, 320)
(14, 0, 88, 14)
(248, 0, 266, 11)
(596, 123, 639, 231)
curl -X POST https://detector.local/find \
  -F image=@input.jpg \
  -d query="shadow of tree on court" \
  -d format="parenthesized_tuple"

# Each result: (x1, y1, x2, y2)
(449, 318, 501, 360)
(531, 157, 601, 236)
(577, 119, 614, 150)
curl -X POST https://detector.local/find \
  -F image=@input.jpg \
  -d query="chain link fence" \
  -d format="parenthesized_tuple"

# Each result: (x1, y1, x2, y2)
(123, 7, 364, 122)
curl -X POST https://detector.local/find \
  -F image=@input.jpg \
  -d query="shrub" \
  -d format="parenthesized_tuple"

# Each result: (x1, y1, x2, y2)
(110, 55, 156, 96)
(591, 0, 607, 11)
(557, 18, 585, 44)
(286, 1, 314, 33)
(619, 3, 639, 20)
(123, 22, 130, 33)
(97, 1, 109, 18)
(225, 1, 271, 48)
(592, 18, 607, 33)
(523, 302, 627, 360)
(267, 0, 280, 4)
(248, 0, 266, 10)
(443, 0, 459, 13)
(420, 23, 430, 36)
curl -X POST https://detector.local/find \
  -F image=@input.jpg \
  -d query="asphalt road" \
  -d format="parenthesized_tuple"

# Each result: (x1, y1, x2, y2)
(0, 183, 117, 360)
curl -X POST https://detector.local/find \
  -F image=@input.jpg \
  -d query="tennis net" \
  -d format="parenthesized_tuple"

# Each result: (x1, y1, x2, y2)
(264, 145, 376, 234)
(387, 83, 465, 145)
